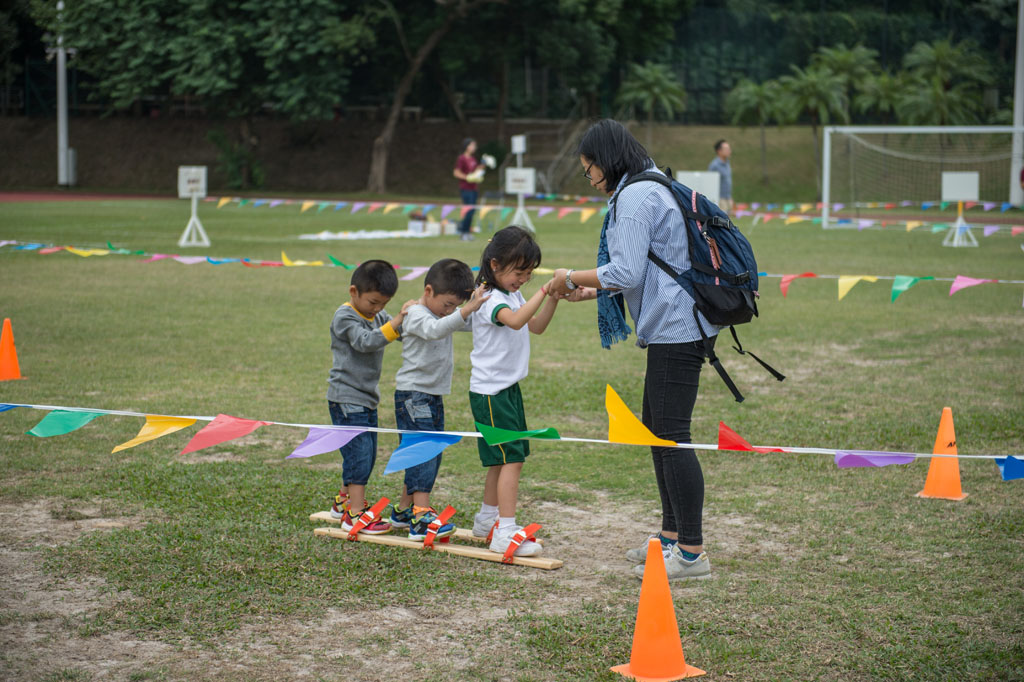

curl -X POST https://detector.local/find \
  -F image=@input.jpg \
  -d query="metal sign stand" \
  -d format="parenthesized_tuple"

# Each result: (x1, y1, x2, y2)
(177, 166, 210, 248)
(508, 135, 536, 232)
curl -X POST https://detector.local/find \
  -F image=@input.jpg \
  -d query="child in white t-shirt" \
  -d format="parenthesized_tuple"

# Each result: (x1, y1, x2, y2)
(468, 226, 560, 557)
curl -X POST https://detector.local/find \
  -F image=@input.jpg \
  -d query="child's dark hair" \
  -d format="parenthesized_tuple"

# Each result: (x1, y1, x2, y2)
(577, 119, 652, 192)
(714, 138, 728, 152)
(351, 259, 398, 296)
(425, 258, 474, 301)
(475, 226, 542, 288)
(460, 137, 475, 153)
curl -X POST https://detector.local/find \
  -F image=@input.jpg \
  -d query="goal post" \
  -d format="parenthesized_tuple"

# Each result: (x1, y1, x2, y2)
(821, 126, 1024, 228)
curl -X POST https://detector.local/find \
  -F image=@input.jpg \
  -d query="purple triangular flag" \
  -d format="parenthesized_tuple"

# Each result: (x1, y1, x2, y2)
(287, 427, 365, 459)
(835, 450, 916, 468)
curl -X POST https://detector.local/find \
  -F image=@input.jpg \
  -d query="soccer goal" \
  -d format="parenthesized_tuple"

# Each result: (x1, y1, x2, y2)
(821, 126, 1024, 228)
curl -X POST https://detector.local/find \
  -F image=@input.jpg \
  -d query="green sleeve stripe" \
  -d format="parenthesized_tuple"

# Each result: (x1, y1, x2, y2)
(490, 303, 511, 326)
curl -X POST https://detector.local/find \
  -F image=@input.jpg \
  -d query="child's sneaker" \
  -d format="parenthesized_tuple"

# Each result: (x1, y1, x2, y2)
(388, 504, 414, 529)
(407, 506, 456, 542)
(472, 511, 498, 538)
(488, 524, 543, 557)
(329, 490, 348, 520)
(341, 504, 391, 535)
(632, 544, 711, 581)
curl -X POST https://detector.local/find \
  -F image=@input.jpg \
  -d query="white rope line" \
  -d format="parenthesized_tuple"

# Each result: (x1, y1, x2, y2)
(3, 402, 1019, 461)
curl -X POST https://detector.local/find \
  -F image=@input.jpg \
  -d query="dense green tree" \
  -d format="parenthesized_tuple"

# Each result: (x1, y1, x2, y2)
(853, 69, 904, 123)
(810, 43, 878, 119)
(616, 61, 686, 148)
(902, 37, 992, 90)
(35, 0, 375, 188)
(725, 78, 780, 184)
(777, 65, 848, 198)
(896, 78, 983, 126)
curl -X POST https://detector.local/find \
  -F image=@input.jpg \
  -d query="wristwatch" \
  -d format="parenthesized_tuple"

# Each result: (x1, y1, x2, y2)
(565, 269, 578, 290)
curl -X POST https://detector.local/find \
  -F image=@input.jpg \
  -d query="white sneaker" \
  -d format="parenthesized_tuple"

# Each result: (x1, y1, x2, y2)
(625, 534, 663, 563)
(488, 524, 543, 557)
(632, 544, 710, 581)
(472, 512, 498, 538)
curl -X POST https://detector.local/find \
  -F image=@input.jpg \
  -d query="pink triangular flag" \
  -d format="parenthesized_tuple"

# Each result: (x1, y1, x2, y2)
(1012, 226, 1024, 237)
(949, 275, 994, 296)
(180, 414, 271, 455)
(779, 272, 817, 297)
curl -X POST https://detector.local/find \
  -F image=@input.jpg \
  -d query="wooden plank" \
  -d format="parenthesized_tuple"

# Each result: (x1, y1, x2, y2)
(313, 527, 563, 570)
(308, 511, 543, 545)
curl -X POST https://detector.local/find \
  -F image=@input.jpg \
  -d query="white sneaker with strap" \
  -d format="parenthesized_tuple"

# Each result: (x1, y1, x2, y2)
(488, 523, 543, 557)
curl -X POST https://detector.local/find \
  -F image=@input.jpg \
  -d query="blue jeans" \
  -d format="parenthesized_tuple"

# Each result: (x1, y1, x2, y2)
(459, 189, 477, 235)
(328, 401, 377, 486)
(394, 390, 445, 494)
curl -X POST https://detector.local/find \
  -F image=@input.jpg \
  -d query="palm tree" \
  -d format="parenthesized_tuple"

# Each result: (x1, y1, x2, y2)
(896, 77, 983, 126)
(902, 38, 992, 91)
(616, 61, 686, 148)
(777, 65, 848, 199)
(811, 43, 879, 120)
(853, 70, 904, 123)
(725, 78, 780, 185)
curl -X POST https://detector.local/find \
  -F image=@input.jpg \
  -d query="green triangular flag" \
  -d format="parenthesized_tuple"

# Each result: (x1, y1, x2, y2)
(475, 421, 560, 446)
(28, 410, 105, 437)
(500, 207, 513, 222)
(402, 204, 417, 215)
(940, 201, 949, 210)
(317, 201, 330, 213)
(891, 275, 933, 302)
(328, 254, 354, 269)
(238, 199, 249, 207)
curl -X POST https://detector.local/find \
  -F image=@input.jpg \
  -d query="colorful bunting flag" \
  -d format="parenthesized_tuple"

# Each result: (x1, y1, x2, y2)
(537, 207, 554, 218)
(995, 456, 1024, 481)
(557, 207, 573, 219)
(383, 203, 400, 214)
(383, 433, 462, 474)
(28, 410, 105, 437)
(475, 422, 561, 446)
(834, 451, 916, 468)
(217, 197, 231, 208)
(113, 415, 197, 453)
(890, 275, 933, 302)
(837, 275, 878, 301)
(287, 427, 365, 459)
(780, 272, 817, 297)
(350, 202, 366, 214)
(580, 208, 597, 223)
(400, 266, 430, 281)
(441, 205, 456, 219)
(949, 275, 994, 296)
(300, 201, 316, 213)
(0, 404, 19, 413)
(605, 385, 675, 447)
(983, 225, 1000, 237)
(180, 414, 271, 455)
(717, 422, 785, 453)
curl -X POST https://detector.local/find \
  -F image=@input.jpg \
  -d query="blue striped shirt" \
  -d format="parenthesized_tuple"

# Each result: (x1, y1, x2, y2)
(596, 167, 720, 347)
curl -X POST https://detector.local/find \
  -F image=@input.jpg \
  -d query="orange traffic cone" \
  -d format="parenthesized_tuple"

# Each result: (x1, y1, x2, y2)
(0, 318, 23, 381)
(916, 407, 967, 501)
(611, 538, 706, 681)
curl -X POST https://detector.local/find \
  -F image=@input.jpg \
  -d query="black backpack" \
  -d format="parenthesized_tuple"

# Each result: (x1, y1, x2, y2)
(615, 170, 784, 402)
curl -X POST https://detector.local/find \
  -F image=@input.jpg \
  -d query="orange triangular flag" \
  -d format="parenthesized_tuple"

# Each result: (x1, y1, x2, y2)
(606, 385, 676, 447)
(916, 407, 968, 500)
(611, 538, 705, 680)
(0, 318, 23, 381)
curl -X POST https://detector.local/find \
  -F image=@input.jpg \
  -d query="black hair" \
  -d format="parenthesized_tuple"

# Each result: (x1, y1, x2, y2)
(350, 259, 398, 296)
(424, 258, 474, 301)
(475, 226, 542, 288)
(460, 137, 475, 154)
(714, 139, 728, 152)
(577, 119, 652, 193)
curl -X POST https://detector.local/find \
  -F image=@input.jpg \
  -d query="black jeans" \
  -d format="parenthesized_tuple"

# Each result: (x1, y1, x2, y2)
(642, 338, 713, 546)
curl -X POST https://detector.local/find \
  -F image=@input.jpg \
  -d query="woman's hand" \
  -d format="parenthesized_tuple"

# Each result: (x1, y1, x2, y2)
(549, 268, 572, 298)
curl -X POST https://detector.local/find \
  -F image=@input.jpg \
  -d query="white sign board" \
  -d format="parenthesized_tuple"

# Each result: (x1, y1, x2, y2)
(941, 172, 979, 202)
(674, 170, 720, 205)
(505, 167, 536, 195)
(511, 134, 527, 155)
(178, 166, 208, 199)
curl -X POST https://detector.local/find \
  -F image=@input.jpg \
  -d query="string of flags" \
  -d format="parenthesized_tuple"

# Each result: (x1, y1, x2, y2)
(2, 386, 1021, 481)
(3, 241, 1022, 305)
(207, 194, 1023, 215)
(748, 212, 1024, 234)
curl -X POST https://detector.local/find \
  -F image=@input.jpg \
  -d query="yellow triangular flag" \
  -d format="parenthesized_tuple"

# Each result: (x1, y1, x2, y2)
(113, 415, 197, 453)
(580, 208, 597, 223)
(799, 203, 813, 213)
(905, 221, 921, 232)
(479, 206, 494, 219)
(837, 275, 879, 300)
(784, 216, 805, 225)
(383, 203, 400, 214)
(300, 200, 316, 213)
(606, 385, 677, 447)
(281, 251, 295, 266)
(217, 197, 231, 209)
(65, 247, 109, 257)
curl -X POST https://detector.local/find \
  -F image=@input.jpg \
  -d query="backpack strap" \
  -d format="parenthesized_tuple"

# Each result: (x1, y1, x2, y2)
(648, 249, 750, 287)
(729, 327, 786, 382)
(691, 305, 744, 403)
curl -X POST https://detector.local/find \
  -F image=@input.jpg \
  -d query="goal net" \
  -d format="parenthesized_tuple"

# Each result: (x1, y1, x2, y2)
(821, 126, 1023, 226)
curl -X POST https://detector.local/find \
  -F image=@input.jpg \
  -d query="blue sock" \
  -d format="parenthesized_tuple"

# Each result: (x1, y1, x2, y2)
(680, 549, 701, 561)
(657, 534, 678, 547)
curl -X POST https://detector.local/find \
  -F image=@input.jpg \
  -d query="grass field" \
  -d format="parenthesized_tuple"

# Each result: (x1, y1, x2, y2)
(1, 198, 1022, 681)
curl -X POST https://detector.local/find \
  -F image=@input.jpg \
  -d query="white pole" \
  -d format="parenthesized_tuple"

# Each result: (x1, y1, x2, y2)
(1011, 0, 1024, 206)
(56, 0, 68, 187)
(821, 126, 832, 227)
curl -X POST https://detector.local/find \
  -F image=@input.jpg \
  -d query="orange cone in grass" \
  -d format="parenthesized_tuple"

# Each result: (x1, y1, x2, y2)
(611, 538, 705, 681)
(0, 318, 23, 381)
(916, 407, 968, 501)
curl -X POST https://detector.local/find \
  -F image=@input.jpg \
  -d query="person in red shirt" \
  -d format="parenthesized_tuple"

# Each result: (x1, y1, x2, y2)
(454, 138, 482, 241)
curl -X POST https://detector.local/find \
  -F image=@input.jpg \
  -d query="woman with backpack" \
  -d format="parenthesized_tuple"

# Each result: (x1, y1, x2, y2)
(548, 118, 720, 581)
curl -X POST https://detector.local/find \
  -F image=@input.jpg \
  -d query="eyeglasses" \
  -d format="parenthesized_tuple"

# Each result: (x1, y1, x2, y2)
(582, 162, 595, 181)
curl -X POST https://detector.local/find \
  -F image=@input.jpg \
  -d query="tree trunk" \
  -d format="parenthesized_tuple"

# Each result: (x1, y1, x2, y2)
(238, 116, 257, 190)
(367, 12, 457, 193)
(811, 119, 821, 200)
(759, 122, 767, 185)
(430, 58, 466, 124)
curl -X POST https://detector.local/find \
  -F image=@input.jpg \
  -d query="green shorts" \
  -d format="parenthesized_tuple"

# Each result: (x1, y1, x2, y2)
(469, 383, 530, 466)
